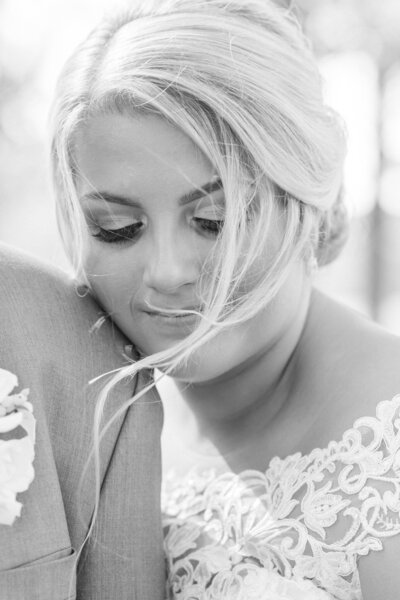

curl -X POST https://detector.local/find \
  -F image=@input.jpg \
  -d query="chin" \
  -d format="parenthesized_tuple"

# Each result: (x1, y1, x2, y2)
(131, 327, 239, 383)
(133, 344, 215, 383)
(161, 353, 229, 384)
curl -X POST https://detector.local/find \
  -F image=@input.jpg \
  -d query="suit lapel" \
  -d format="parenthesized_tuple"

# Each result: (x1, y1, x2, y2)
(45, 358, 136, 552)
(42, 297, 165, 599)
(46, 356, 165, 600)
(76, 370, 165, 600)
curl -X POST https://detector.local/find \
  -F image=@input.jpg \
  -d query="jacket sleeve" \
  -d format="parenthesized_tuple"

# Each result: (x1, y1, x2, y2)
(0, 244, 79, 599)
(0, 242, 165, 600)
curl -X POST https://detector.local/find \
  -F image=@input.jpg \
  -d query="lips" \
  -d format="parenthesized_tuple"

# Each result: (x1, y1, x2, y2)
(144, 308, 199, 318)
(142, 309, 201, 332)
(141, 302, 200, 316)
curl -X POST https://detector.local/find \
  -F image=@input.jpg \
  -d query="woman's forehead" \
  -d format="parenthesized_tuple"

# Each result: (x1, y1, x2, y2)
(75, 112, 203, 156)
(73, 113, 218, 201)
(74, 112, 211, 168)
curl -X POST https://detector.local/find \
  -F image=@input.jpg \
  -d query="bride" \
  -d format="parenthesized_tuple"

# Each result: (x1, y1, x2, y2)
(50, 0, 400, 598)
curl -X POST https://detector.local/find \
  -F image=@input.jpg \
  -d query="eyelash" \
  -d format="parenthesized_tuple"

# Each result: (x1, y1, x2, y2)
(91, 218, 224, 245)
(92, 223, 143, 244)
(194, 218, 224, 236)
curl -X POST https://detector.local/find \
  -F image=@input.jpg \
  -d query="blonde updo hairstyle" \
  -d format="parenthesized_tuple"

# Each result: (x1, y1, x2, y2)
(50, 0, 348, 577)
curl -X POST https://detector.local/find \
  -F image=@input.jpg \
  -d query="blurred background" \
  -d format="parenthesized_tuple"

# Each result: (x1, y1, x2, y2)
(0, 0, 399, 331)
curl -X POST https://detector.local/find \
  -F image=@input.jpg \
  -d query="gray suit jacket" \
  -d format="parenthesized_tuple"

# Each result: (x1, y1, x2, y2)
(0, 243, 165, 600)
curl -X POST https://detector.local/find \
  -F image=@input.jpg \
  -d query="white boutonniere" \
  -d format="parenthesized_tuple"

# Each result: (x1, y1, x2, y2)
(0, 368, 36, 526)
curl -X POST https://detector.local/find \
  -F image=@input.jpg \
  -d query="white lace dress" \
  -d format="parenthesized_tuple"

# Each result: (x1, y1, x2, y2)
(162, 395, 400, 600)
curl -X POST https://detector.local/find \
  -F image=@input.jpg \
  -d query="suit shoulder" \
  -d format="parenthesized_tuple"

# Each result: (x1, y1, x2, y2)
(0, 242, 94, 317)
(0, 242, 74, 301)
(0, 243, 125, 351)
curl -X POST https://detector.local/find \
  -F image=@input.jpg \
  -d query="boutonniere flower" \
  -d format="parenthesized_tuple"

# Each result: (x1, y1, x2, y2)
(0, 368, 36, 526)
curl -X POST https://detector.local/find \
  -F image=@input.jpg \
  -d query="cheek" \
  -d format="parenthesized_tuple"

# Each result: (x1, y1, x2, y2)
(168, 267, 308, 382)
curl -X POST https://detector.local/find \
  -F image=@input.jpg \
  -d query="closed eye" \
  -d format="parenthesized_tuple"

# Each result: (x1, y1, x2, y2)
(193, 217, 224, 236)
(89, 214, 224, 244)
(91, 223, 143, 244)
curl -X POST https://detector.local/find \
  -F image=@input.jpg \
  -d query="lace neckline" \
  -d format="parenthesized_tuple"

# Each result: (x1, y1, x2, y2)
(165, 393, 400, 483)
(162, 394, 400, 600)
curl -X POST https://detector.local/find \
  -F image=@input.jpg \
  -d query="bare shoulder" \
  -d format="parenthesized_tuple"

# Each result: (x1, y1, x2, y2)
(300, 288, 400, 455)
(305, 290, 400, 599)
(340, 312, 400, 599)
(307, 289, 400, 423)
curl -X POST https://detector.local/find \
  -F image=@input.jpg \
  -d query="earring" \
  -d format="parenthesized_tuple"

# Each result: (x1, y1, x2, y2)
(122, 344, 142, 362)
(122, 344, 135, 363)
(75, 283, 90, 298)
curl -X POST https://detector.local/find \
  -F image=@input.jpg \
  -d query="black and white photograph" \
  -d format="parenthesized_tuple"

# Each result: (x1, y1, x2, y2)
(1, 1, 400, 598)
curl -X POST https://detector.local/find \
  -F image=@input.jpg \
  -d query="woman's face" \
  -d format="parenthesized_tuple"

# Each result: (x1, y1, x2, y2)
(74, 112, 309, 382)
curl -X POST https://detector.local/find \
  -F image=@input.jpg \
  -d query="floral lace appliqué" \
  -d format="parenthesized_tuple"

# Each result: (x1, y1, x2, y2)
(162, 395, 400, 600)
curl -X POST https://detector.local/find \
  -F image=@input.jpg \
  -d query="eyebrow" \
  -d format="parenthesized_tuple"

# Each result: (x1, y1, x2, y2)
(80, 177, 223, 207)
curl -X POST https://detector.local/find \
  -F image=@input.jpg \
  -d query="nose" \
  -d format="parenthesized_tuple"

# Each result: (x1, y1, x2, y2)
(142, 229, 199, 294)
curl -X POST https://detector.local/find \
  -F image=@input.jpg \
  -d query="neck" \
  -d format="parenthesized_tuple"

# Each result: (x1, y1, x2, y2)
(173, 285, 314, 448)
